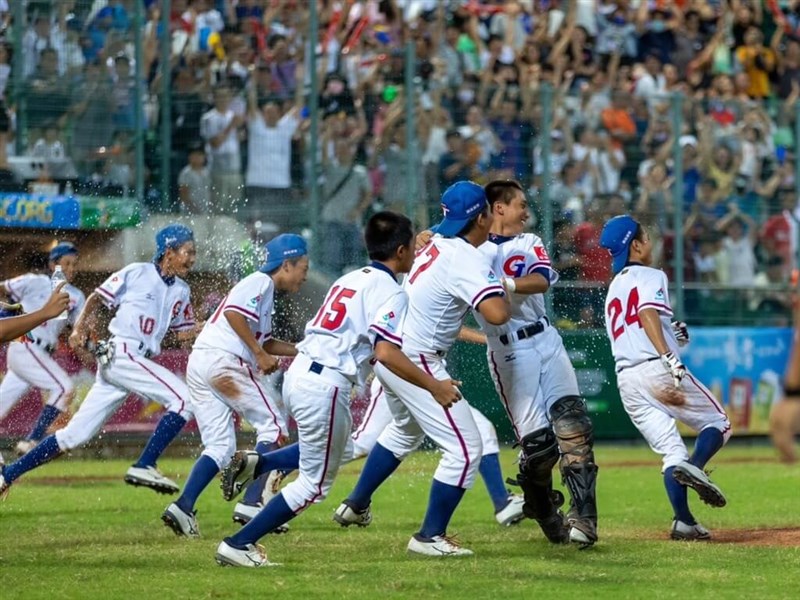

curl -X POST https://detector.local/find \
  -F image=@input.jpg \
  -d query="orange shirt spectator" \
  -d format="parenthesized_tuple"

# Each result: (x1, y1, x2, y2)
(601, 92, 636, 150)
(735, 28, 776, 98)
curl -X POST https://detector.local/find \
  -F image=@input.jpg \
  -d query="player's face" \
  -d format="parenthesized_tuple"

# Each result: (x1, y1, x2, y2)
(397, 241, 415, 274)
(53, 254, 78, 282)
(632, 229, 653, 265)
(499, 191, 529, 233)
(164, 242, 197, 278)
(283, 256, 309, 293)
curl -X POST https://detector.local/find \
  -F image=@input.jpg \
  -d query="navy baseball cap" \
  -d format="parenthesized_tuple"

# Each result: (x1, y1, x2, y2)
(260, 234, 308, 273)
(154, 224, 195, 261)
(433, 181, 488, 237)
(49, 241, 78, 262)
(600, 215, 639, 274)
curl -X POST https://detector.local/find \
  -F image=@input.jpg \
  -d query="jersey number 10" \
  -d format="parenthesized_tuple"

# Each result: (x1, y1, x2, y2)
(312, 286, 356, 331)
(607, 287, 641, 340)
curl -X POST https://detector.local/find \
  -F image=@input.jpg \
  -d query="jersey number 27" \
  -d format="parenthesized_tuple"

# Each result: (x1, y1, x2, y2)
(312, 286, 355, 331)
(607, 287, 641, 340)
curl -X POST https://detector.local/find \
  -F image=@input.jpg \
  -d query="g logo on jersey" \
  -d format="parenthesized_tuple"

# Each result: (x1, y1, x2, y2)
(503, 255, 526, 278)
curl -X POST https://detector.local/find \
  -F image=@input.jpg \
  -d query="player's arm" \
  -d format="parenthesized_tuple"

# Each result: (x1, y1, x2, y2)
(262, 338, 297, 357)
(640, 307, 685, 388)
(224, 310, 279, 374)
(476, 295, 511, 325)
(457, 326, 486, 345)
(1, 284, 70, 343)
(503, 271, 550, 295)
(69, 292, 112, 350)
(374, 340, 461, 409)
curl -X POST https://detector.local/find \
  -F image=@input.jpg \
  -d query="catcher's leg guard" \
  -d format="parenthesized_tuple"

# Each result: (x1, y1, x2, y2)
(517, 427, 569, 544)
(550, 396, 599, 545)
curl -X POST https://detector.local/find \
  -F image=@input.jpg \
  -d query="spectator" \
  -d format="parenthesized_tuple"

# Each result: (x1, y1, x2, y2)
(68, 61, 114, 172)
(761, 186, 799, 276)
(748, 256, 791, 314)
(715, 208, 758, 287)
(22, 15, 58, 79)
(633, 54, 667, 111)
(178, 142, 211, 215)
(735, 26, 775, 99)
(573, 197, 612, 326)
(24, 48, 70, 132)
(30, 122, 65, 160)
(601, 90, 636, 149)
(438, 129, 470, 194)
(458, 105, 499, 164)
(200, 85, 245, 214)
(110, 54, 139, 132)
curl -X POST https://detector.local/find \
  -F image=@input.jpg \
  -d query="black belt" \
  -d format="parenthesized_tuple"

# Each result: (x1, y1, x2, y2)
(498, 317, 549, 346)
(309, 361, 325, 374)
(616, 356, 660, 374)
(31, 338, 55, 354)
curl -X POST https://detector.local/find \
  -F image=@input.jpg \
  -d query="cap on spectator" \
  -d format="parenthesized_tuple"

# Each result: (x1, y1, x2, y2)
(679, 135, 698, 147)
(49, 242, 78, 263)
(187, 141, 205, 154)
(154, 224, 194, 262)
(260, 234, 308, 274)
(434, 181, 488, 238)
(600, 215, 639, 274)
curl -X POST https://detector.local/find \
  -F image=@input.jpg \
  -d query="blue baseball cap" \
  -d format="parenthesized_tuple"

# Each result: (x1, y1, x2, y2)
(154, 224, 195, 261)
(49, 241, 78, 262)
(600, 215, 639, 274)
(260, 234, 308, 273)
(432, 181, 489, 237)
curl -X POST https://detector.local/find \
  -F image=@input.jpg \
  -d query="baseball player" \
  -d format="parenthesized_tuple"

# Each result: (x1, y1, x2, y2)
(213, 211, 462, 567)
(329, 181, 510, 558)
(0, 287, 70, 344)
(600, 215, 731, 540)
(0, 243, 85, 455)
(0, 225, 198, 499)
(414, 180, 599, 547)
(162, 234, 308, 538)
(769, 294, 800, 463)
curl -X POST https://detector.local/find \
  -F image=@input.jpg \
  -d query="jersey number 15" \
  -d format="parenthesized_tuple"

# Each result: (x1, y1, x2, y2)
(312, 286, 355, 331)
(607, 287, 641, 340)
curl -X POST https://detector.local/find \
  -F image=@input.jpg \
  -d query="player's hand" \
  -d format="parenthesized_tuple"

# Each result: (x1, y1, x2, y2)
(660, 352, 686, 389)
(415, 230, 433, 251)
(430, 378, 462, 409)
(255, 349, 280, 375)
(43, 282, 70, 320)
(671, 321, 690, 347)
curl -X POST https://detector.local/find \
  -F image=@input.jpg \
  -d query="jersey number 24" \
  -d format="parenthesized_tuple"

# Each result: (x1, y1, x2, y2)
(607, 287, 641, 340)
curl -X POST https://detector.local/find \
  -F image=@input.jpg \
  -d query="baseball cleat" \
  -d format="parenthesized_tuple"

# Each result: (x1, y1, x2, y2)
(215, 540, 279, 568)
(672, 461, 727, 508)
(232, 502, 290, 534)
(124, 465, 180, 494)
(407, 533, 474, 557)
(14, 440, 37, 456)
(535, 511, 570, 544)
(568, 518, 598, 548)
(0, 451, 5, 467)
(0, 472, 10, 501)
(495, 494, 526, 526)
(220, 451, 259, 502)
(162, 503, 200, 538)
(670, 519, 711, 541)
(333, 500, 373, 527)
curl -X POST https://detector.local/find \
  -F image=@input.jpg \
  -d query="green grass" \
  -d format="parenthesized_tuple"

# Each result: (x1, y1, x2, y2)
(1, 445, 798, 599)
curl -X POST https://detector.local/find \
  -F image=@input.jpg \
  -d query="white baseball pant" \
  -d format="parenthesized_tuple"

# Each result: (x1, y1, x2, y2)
(374, 354, 482, 489)
(279, 353, 355, 513)
(349, 376, 498, 461)
(487, 325, 580, 441)
(186, 349, 287, 469)
(617, 360, 731, 470)
(55, 338, 194, 451)
(0, 342, 74, 419)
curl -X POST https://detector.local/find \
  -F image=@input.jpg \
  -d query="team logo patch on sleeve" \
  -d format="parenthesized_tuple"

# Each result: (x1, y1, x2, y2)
(534, 246, 550, 261)
(248, 295, 261, 307)
(487, 270, 498, 282)
(655, 288, 665, 300)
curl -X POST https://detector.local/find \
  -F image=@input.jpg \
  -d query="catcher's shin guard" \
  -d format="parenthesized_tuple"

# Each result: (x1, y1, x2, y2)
(550, 396, 599, 541)
(516, 427, 569, 543)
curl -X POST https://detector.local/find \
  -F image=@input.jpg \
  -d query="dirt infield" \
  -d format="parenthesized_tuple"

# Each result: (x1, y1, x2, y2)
(711, 527, 800, 547)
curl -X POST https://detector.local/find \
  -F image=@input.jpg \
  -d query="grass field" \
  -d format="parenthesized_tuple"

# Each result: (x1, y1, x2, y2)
(0, 444, 798, 600)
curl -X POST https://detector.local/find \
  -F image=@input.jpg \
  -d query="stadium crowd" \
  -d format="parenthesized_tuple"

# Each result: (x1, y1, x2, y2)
(0, 0, 798, 322)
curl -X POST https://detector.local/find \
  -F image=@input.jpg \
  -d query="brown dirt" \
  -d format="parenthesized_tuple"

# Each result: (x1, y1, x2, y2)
(210, 373, 241, 399)
(711, 527, 800, 547)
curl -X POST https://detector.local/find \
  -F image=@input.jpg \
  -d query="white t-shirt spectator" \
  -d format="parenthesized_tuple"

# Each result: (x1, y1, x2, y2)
(200, 108, 242, 173)
(178, 165, 212, 214)
(589, 147, 625, 195)
(246, 112, 299, 189)
(722, 236, 757, 287)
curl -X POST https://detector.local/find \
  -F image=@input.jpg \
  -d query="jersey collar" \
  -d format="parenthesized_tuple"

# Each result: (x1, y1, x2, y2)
(153, 262, 176, 286)
(369, 261, 397, 282)
(624, 261, 644, 269)
(488, 232, 514, 245)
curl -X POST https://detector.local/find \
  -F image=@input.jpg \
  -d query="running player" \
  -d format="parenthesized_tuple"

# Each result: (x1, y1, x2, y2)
(1, 225, 198, 498)
(0, 243, 86, 455)
(0, 287, 70, 343)
(161, 234, 308, 537)
(600, 215, 731, 540)
(214, 211, 462, 567)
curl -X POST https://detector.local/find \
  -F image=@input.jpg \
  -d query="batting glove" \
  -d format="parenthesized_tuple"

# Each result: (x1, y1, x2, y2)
(671, 321, 690, 347)
(660, 352, 686, 389)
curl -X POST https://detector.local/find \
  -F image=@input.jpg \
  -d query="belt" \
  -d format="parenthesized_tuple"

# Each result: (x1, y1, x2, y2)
(305, 359, 352, 388)
(309, 361, 326, 374)
(616, 356, 660, 374)
(498, 317, 549, 346)
(117, 339, 153, 359)
(30, 338, 55, 354)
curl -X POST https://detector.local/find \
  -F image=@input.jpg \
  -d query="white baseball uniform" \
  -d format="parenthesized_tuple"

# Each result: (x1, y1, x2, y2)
(279, 263, 408, 514)
(54, 263, 195, 451)
(349, 376, 499, 461)
(471, 233, 579, 441)
(605, 264, 731, 469)
(187, 271, 287, 468)
(375, 238, 504, 490)
(0, 273, 85, 419)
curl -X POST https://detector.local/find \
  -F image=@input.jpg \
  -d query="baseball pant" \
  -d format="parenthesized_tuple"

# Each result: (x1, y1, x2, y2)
(374, 354, 483, 489)
(55, 340, 193, 451)
(487, 325, 580, 441)
(186, 349, 287, 469)
(0, 342, 74, 419)
(279, 353, 354, 513)
(349, 376, 498, 461)
(617, 360, 731, 470)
